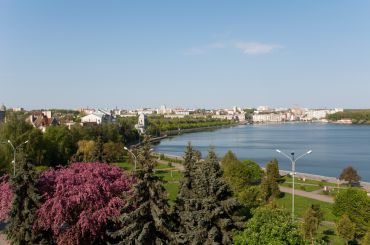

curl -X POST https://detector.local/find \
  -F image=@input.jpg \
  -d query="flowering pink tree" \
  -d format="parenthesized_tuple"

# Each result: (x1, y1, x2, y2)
(0, 175, 13, 223)
(35, 162, 133, 245)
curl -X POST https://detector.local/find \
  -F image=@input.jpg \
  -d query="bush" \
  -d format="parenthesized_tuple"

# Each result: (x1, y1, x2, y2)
(0, 175, 12, 222)
(300, 185, 306, 191)
(34, 162, 134, 245)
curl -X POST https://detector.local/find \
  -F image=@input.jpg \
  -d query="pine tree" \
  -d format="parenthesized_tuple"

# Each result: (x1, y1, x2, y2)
(174, 148, 243, 244)
(110, 138, 172, 244)
(260, 159, 280, 203)
(6, 154, 50, 244)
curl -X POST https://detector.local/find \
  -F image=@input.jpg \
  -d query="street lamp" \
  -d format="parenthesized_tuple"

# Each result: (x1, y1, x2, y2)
(124, 147, 138, 171)
(2, 140, 29, 176)
(124, 147, 154, 171)
(276, 149, 312, 220)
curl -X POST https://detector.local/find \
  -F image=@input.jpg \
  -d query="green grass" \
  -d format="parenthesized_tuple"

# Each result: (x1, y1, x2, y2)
(280, 182, 321, 192)
(276, 193, 337, 222)
(282, 176, 338, 187)
(164, 183, 180, 202)
(113, 161, 133, 171)
(156, 170, 183, 182)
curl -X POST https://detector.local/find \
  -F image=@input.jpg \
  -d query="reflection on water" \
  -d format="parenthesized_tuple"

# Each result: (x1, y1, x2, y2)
(154, 123, 370, 181)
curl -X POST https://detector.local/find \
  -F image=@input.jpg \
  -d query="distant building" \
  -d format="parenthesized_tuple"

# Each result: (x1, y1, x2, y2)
(157, 105, 172, 115)
(81, 110, 115, 125)
(252, 113, 286, 123)
(12, 107, 24, 112)
(0, 104, 6, 124)
(27, 111, 59, 132)
(135, 113, 147, 133)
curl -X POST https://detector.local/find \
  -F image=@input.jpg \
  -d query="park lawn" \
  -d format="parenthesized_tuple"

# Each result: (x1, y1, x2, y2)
(282, 176, 337, 187)
(113, 161, 133, 171)
(280, 182, 321, 192)
(154, 162, 173, 169)
(113, 162, 169, 171)
(164, 183, 179, 202)
(276, 193, 337, 222)
(156, 170, 183, 182)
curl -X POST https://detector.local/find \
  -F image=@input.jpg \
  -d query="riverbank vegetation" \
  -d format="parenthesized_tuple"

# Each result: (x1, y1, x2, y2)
(146, 115, 237, 136)
(327, 109, 370, 124)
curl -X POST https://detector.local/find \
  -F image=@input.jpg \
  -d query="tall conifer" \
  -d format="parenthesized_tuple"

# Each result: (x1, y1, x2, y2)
(111, 138, 172, 244)
(6, 154, 50, 244)
(174, 147, 243, 244)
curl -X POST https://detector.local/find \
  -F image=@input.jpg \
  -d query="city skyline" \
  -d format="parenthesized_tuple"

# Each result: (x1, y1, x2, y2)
(1, 1, 370, 109)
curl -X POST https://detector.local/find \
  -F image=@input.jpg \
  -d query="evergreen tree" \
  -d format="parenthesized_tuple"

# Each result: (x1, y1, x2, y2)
(6, 154, 50, 244)
(260, 159, 280, 203)
(302, 204, 323, 245)
(174, 148, 243, 244)
(110, 138, 172, 244)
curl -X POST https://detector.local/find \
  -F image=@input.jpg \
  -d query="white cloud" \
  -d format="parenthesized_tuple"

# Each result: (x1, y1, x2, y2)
(234, 42, 282, 55)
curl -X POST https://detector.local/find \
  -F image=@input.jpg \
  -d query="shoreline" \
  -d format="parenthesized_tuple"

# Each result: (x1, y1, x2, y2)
(160, 122, 243, 136)
(156, 152, 370, 192)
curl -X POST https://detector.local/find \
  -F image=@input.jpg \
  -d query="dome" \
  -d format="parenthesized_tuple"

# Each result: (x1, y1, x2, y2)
(0, 104, 6, 111)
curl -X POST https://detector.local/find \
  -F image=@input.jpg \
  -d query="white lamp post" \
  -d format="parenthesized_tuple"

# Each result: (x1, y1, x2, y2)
(276, 149, 312, 220)
(124, 146, 137, 171)
(4, 140, 29, 176)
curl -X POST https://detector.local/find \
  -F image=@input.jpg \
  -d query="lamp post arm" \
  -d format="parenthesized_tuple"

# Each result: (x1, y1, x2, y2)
(276, 150, 293, 163)
(295, 151, 312, 162)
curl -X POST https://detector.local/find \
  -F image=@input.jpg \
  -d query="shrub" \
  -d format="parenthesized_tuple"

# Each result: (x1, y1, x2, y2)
(34, 162, 134, 245)
(0, 175, 12, 222)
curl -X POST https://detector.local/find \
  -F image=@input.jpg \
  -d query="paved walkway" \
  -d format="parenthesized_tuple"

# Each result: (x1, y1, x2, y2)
(280, 186, 334, 203)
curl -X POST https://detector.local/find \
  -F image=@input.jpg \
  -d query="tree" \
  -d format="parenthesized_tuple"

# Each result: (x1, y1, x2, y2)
(221, 152, 263, 210)
(339, 166, 361, 186)
(43, 125, 75, 166)
(221, 152, 263, 191)
(73, 140, 96, 162)
(336, 214, 355, 245)
(362, 229, 370, 245)
(92, 136, 104, 162)
(0, 175, 12, 223)
(332, 188, 370, 237)
(0, 113, 33, 172)
(260, 159, 280, 203)
(233, 205, 304, 245)
(110, 139, 173, 244)
(302, 204, 323, 245)
(34, 162, 133, 245)
(6, 155, 49, 244)
(174, 148, 243, 244)
(103, 141, 125, 163)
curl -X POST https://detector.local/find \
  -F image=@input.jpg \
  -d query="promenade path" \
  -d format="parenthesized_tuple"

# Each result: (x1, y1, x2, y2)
(280, 186, 334, 203)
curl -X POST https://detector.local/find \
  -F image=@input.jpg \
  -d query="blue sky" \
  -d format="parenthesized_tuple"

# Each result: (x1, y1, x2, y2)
(1, 1, 369, 109)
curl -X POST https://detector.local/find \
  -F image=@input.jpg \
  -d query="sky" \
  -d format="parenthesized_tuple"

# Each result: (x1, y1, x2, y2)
(1, 1, 370, 110)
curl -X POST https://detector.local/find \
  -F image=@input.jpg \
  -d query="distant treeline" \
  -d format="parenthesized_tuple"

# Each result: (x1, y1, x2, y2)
(146, 115, 236, 136)
(327, 110, 370, 124)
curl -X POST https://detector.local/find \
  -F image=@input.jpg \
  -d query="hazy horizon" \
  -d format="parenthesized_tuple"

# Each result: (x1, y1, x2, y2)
(1, 1, 369, 109)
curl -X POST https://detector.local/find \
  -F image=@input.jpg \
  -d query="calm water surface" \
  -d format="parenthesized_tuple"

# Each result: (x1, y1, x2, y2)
(154, 123, 370, 181)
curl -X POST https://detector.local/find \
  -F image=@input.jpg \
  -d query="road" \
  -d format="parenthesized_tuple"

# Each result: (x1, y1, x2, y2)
(280, 186, 334, 203)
